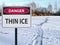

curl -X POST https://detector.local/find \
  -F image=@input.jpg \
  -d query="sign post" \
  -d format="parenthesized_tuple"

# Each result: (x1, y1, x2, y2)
(15, 28, 17, 45)
(2, 6, 31, 45)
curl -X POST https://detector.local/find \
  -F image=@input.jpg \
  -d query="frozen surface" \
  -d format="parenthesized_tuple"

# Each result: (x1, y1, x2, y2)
(32, 16, 60, 45)
(0, 16, 60, 45)
(0, 17, 15, 45)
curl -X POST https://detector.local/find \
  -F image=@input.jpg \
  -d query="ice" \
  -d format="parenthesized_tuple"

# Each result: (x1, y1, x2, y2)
(32, 16, 60, 45)
(0, 16, 15, 45)
(18, 25, 43, 45)
(0, 16, 60, 45)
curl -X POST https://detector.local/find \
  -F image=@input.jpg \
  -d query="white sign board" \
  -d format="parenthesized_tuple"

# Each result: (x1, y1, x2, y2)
(2, 6, 31, 27)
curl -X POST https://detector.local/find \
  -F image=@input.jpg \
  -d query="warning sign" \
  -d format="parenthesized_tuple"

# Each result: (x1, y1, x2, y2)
(2, 6, 31, 27)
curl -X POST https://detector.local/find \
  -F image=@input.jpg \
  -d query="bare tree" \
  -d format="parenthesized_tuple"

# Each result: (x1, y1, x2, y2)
(48, 4, 52, 13)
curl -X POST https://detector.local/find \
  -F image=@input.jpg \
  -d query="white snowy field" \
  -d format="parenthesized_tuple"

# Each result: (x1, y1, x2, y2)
(32, 16, 60, 45)
(0, 16, 60, 45)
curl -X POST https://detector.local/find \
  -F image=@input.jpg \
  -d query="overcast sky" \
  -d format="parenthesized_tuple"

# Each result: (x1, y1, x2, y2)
(0, 0, 60, 8)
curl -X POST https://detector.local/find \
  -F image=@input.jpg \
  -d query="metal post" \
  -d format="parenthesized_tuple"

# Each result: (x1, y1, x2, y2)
(15, 28, 17, 45)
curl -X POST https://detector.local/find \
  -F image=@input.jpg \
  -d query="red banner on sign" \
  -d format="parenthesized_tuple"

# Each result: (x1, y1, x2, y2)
(3, 7, 30, 15)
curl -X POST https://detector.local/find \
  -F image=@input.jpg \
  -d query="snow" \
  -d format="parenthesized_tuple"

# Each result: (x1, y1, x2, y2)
(0, 16, 60, 45)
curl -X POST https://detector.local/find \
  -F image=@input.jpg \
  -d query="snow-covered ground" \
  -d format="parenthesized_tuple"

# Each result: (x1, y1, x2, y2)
(0, 16, 60, 45)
